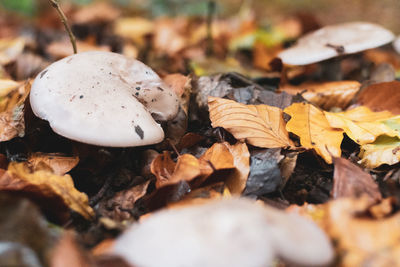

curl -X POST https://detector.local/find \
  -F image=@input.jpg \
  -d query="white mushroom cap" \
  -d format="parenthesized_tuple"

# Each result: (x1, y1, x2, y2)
(279, 22, 395, 65)
(30, 51, 179, 147)
(112, 198, 334, 267)
(113, 199, 274, 267)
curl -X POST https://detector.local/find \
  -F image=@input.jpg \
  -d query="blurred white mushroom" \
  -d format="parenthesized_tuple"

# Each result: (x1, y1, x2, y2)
(279, 22, 395, 65)
(30, 51, 179, 147)
(392, 36, 400, 54)
(112, 198, 334, 267)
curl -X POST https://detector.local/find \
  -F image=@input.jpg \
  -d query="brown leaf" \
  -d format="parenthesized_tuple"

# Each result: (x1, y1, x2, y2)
(100, 181, 150, 221)
(50, 231, 92, 267)
(46, 40, 110, 59)
(0, 162, 94, 221)
(355, 81, 400, 115)
(222, 142, 250, 195)
(290, 198, 400, 267)
(208, 96, 293, 148)
(72, 2, 120, 24)
(27, 153, 79, 176)
(151, 142, 236, 189)
(332, 157, 382, 203)
(280, 81, 360, 110)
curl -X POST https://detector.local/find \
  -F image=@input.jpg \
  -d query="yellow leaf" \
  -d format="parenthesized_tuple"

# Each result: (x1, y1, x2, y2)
(0, 38, 25, 65)
(208, 97, 293, 148)
(358, 136, 400, 168)
(284, 103, 343, 164)
(0, 162, 94, 220)
(325, 106, 396, 145)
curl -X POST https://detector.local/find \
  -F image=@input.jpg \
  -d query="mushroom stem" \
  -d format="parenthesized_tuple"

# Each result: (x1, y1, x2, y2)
(48, 0, 77, 54)
(319, 57, 342, 81)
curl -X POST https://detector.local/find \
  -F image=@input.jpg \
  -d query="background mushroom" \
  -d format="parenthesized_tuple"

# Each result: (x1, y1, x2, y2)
(30, 51, 180, 147)
(278, 22, 395, 80)
(112, 198, 334, 267)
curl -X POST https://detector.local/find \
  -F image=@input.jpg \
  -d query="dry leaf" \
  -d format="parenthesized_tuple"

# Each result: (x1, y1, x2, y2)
(358, 136, 400, 168)
(355, 81, 400, 115)
(72, 2, 120, 24)
(0, 37, 25, 65)
(332, 157, 381, 203)
(0, 81, 30, 141)
(288, 197, 400, 266)
(0, 162, 94, 220)
(222, 142, 250, 195)
(114, 17, 154, 45)
(46, 40, 111, 59)
(27, 153, 79, 176)
(151, 152, 201, 188)
(208, 96, 293, 148)
(324, 106, 396, 145)
(280, 81, 360, 110)
(284, 102, 343, 164)
(151, 142, 241, 189)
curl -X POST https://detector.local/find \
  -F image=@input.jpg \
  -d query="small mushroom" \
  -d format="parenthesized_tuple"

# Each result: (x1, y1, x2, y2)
(392, 35, 400, 54)
(112, 198, 334, 267)
(279, 22, 395, 66)
(30, 51, 179, 147)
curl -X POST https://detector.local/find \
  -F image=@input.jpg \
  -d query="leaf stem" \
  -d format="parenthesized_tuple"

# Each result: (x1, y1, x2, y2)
(48, 0, 77, 54)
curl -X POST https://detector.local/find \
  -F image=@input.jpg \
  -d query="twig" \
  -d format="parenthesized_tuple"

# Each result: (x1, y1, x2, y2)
(48, 0, 77, 54)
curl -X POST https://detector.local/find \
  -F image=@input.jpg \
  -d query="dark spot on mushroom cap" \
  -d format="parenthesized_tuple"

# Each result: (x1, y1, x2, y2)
(135, 125, 144, 140)
(80, 95, 84, 99)
(40, 70, 48, 79)
(136, 87, 141, 90)
(121, 105, 126, 109)
(135, 92, 139, 96)
(157, 87, 164, 91)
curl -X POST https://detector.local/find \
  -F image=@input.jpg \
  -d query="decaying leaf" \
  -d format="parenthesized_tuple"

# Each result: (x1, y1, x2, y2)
(27, 153, 79, 176)
(46, 40, 111, 59)
(332, 157, 381, 203)
(0, 162, 94, 220)
(324, 106, 395, 145)
(280, 81, 360, 110)
(284, 102, 343, 163)
(355, 81, 400, 115)
(114, 17, 154, 44)
(359, 136, 400, 168)
(208, 96, 293, 148)
(244, 148, 283, 196)
(0, 81, 30, 141)
(72, 2, 120, 24)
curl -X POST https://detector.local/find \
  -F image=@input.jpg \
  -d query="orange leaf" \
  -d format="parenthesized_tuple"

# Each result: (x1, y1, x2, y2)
(208, 96, 293, 148)
(284, 102, 343, 163)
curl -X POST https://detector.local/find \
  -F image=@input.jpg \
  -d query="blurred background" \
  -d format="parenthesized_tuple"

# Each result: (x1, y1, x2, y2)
(1, 0, 400, 32)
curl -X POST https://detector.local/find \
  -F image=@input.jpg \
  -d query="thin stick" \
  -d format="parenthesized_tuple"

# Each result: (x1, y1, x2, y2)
(48, 0, 77, 54)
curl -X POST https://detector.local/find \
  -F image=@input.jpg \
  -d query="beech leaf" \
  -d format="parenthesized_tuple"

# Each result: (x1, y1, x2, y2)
(284, 102, 343, 164)
(324, 106, 396, 145)
(208, 96, 293, 148)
